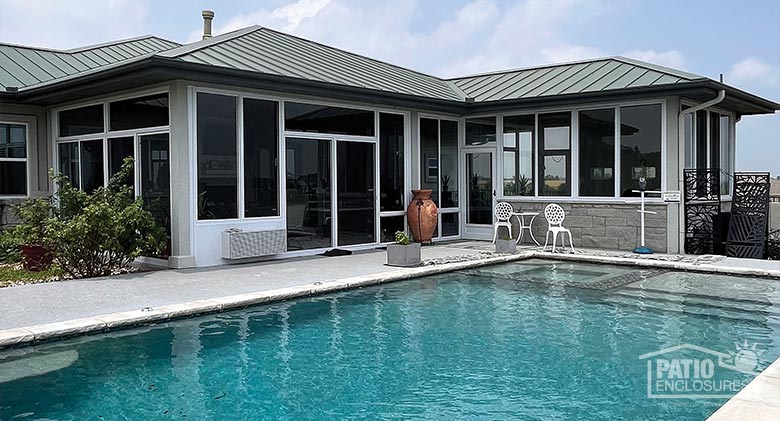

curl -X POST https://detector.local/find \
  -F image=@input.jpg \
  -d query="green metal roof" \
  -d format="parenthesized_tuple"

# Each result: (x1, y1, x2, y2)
(0, 27, 777, 115)
(0, 36, 180, 90)
(448, 56, 707, 103)
(159, 26, 463, 101)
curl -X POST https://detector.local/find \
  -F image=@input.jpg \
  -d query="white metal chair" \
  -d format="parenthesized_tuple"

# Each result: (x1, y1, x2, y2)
(543, 203, 576, 253)
(492, 202, 514, 244)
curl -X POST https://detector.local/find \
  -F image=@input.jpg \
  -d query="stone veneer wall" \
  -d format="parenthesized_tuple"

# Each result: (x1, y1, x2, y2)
(506, 201, 669, 252)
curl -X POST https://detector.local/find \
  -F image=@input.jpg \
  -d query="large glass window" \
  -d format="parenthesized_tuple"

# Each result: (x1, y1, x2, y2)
(59, 104, 104, 137)
(579, 108, 615, 197)
(337, 141, 375, 246)
(197, 93, 238, 220)
(503, 115, 534, 196)
(80, 140, 104, 193)
(58, 142, 80, 188)
(284, 102, 374, 136)
(440, 120, 459, 208)
(419, 118, 439, 205)
(0, 123, 27, 196)
(619, 104, 662, 196)
(109, 93, 169, 131)
(243, 98, 279, 218)
(379, 113, 405, 212)
(695, 110, 707, 170)
(465, 116, 496, 146)
(539, 112, 571, 196)
(108, 137, 135, 187)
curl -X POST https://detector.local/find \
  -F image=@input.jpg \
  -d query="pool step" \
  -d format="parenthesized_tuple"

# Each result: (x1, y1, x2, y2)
(606, 289, 780, 325)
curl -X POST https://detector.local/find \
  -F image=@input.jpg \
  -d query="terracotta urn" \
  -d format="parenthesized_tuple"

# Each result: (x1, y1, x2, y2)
(407, 189, 438, 243)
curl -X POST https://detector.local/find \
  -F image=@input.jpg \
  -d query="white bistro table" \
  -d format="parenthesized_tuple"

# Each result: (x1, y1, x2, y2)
(513, 211, 540, 245)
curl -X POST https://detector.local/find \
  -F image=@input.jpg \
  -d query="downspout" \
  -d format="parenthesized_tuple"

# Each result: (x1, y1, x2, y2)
(677, 89, 726, 253)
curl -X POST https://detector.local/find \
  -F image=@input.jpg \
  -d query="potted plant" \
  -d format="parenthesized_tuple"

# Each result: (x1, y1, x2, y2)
(387, 231, 421, 267)
(11, 198, 54, 271)
(495, 232, 517, 254)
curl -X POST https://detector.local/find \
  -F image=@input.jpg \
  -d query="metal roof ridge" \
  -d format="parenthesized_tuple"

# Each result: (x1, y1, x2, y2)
(444, 80, 468, 101)
(66, 35, 181, 53)
(156, 26, 263, 58)
(445, 57, 618, 81)
(0, 41, 71, 54)
(611, 56, 706, 81)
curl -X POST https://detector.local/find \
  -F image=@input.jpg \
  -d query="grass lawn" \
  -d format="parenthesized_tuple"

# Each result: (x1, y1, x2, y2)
(0, 264, 65, 288)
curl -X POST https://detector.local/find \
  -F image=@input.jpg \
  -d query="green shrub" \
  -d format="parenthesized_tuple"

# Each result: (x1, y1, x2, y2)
(0, 229, 21, 264)
(11, 158, 166, 279)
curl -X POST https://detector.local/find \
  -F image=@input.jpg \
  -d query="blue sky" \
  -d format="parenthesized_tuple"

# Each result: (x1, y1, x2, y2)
(1, 0, 778, 175)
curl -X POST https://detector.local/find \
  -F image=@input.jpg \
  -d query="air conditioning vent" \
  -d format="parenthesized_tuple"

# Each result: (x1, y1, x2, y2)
(222, 229, 286, 259)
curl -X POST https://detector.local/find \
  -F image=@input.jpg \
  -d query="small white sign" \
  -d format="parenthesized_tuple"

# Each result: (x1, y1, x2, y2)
(663, 191, 681, 202)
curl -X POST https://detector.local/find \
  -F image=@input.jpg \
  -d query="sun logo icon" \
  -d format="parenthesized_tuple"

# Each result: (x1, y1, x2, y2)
(727, 340, 765, 373)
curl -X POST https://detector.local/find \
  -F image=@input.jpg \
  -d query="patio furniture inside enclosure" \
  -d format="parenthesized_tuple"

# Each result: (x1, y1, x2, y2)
(543, 203, 575, 253)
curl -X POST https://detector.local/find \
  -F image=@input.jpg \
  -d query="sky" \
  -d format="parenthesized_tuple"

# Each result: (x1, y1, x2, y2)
(1, 0, 778, 175)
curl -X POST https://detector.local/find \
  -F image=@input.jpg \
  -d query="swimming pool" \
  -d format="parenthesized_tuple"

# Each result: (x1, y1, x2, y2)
(1, 259, 778, 420)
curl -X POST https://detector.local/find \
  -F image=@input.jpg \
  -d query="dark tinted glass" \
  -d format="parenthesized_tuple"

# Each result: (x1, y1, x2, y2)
(709, 112, 720, 171)
(286, 138, 331, 250)
(197, 93, 238, 220)
(620, 104, 662, 196)
(695, 110, 707, 169)
(0, 161, 26, 195)
(379, 113, 405, 212)
(0, 124, 26, 158)
(80, 140, 104, 193)
(108, 137, 135, 187)
(380, 216, 404, 243)
(441, 212, 459, 237)
(244, 98, 279, 218)
(59, 104, 104, 136)
(110, 93, 169, 131)
(419, 118, 439, 205)
(58, 142, 80, 188)
(579, 108, 615, 196)
(440, 120, 458, 208)
(337, 141, 375, 246)
(465, 116, 496, 145)
(284, 102, 374, 136)
(503, 115, 534, 196)
(539, 112, 571, 196)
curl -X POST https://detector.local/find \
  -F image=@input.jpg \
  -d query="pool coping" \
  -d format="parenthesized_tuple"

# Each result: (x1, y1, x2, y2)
(706, 357, 780, 420)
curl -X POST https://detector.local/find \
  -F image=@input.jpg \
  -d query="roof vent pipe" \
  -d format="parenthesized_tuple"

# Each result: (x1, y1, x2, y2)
(202, 10, 215, 40)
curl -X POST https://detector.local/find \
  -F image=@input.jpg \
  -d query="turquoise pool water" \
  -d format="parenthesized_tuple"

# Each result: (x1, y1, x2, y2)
(1, 261, 779, 420)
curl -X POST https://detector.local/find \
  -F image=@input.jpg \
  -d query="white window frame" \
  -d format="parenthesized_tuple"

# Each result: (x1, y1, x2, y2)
(52, 87, 171, 197)
(418, 113, 462, 240)
(680, 99, 736, 199)
(490, 98, 667, 203)
(0, 121, 30, 198)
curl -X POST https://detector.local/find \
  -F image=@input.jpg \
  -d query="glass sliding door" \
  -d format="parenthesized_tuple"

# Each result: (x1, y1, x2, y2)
(466, 151, 493, 225)
(286, 137, 332, 251)
(337, 141, 375, 246)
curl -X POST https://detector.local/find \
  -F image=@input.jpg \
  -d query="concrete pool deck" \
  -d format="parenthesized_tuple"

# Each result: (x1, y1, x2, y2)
(1, 240, 778, 418)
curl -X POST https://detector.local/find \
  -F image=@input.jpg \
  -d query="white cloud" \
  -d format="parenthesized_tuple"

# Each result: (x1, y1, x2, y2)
(0, 0, 149, 49)
(623, 50, 687, 70)
(728, 57, 779, 86)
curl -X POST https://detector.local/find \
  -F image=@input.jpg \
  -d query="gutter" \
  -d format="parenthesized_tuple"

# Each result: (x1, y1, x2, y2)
(676, 89, 726, 254)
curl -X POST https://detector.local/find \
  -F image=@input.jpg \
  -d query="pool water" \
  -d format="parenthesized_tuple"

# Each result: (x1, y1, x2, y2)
(1, 261, 779, 420)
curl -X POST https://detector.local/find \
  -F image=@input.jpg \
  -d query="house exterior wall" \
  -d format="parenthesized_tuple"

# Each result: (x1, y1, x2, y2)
(0, 103, 51, 230)
(505, 201, 668, 252)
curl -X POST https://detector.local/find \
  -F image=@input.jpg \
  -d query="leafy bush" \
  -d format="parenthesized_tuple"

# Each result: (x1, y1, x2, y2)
(394, 231, 410, 245)
(11, 158, 166, 278)
(0, 229, 22, 264)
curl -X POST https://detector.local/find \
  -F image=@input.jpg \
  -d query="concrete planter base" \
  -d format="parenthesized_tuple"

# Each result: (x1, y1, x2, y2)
(495, 239, 517, 254)
(386, 243, 422, 267)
